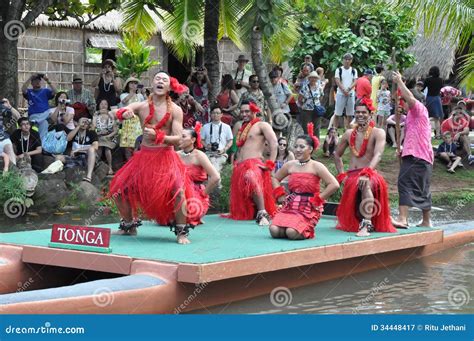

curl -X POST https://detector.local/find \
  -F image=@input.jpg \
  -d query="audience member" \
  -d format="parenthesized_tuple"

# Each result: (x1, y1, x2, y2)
(239, 75, 270, 122)
(301, 55, 315, 72)
(376, 79, 391, 128)
(233, 55, 252, 98)
(441, 106, 472, 163)
(275, 136, 294, 172)
(67, 74, 95, 122)
(437, 131, 462, 173)
(92, 99, 117, 175)
(216, 74, 239, 125)
(21, 73, 56, 139)
(66, 117, 99, 183)
(323, 128, 338, 157)
(333, 53, 358, 130)
(356, 69, 373, 100)
(270, 70, 292, 120)
(411, 80, 426, 104)
(10, 117, 43, 172)
(201, 106, 233, 174)
(423, 66, 444, 138)
(370, 65, 385, 110)
(0, 99, 21, 167)
(92, 59, 122, 109)
(298, 71, 323, 137)
(50, 91, 75, 133)
(386, 109, 406, 148)
(187, 66, 212, 118)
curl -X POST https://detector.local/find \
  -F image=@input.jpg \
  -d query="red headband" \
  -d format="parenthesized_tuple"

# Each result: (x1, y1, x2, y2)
(358, 97, 375, 112)
(307, 123, 320, 150)
(249, 102, 261, 113)
(170, 77, 188, 94)
(194, 121, 203, 149)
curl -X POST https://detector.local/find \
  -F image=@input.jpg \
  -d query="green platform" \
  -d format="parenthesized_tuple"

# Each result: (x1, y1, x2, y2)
(0, 215, 435, 264)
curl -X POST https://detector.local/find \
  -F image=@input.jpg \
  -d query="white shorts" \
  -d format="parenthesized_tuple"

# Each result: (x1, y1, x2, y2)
(0, 138, 12, 154)
(334, 92, 355, 116)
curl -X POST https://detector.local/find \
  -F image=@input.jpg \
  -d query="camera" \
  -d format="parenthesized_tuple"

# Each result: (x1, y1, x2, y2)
(211, 142, 219, 152)
(59, 99, 70, 105)
(235, 81, 242, 90)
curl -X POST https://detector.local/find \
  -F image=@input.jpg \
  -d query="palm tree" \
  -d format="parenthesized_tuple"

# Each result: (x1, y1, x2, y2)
(394, 0, 473, 90)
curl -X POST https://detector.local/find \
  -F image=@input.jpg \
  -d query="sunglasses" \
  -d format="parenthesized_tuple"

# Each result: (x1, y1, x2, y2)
(279, 143, 287, 146)
(250, 80, 259, 83)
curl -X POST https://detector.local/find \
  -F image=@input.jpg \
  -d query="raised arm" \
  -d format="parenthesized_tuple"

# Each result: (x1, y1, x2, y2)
(393, 71, 416, 109)
(334, 130, 350, 174)
(21, 76, 31, 95)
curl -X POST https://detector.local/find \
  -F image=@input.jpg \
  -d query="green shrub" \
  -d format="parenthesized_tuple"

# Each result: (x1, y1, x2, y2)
(215, 163, 233, 212)
(0, 171, 27, 206)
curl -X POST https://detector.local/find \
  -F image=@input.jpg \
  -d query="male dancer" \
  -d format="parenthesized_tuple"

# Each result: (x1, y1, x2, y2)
(334, 98, 396, 236)
(228, 100, 278, 225)
(110, 71, 193, 244)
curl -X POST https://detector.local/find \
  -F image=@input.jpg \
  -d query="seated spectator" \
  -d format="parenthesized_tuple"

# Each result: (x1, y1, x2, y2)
(386, 109, 407, 148)
(50, 91, 75, 133)
(0, 99, 21, 166)
(239, 75, 270, 122)
(201, 106, 233, 174)
(216, 74, 239, 125)
(10, 118, 43, 172)
(119, 77, 145, 161)
(66, 117, 99, 183)
(437, 132, 462, 173)
(323, 128, 339, 157)
(441, 106, 472, 162)
(21, 73, 56, 139)
(67, 74, 95, 122)
(92, 100, 117, 175)
(275, 137, 294, 172)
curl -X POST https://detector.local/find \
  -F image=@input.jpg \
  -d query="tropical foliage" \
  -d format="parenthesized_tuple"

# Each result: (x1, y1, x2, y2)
(115, 33, 160, 79)
(289, 3, 417, 75)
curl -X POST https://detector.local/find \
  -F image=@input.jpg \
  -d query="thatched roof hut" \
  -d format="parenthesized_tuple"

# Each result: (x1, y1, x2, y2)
(403, 22, 458, 80)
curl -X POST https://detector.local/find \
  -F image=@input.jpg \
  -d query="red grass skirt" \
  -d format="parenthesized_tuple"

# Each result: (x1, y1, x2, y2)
(227, 158, 277, 220)
(272, 194, 323, 239)
(336, 168, 396, 233)
(186, 182, 209, 226)
(109, 145, 191, 225)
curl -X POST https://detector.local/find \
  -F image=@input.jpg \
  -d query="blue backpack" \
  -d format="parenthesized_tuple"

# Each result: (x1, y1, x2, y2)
(42, 130, 67, 155)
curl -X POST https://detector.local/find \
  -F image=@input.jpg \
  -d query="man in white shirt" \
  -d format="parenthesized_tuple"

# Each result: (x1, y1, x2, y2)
(333, 53, 358, 130)
(233, 55, 253, 99)
(201, 106, 233, 174)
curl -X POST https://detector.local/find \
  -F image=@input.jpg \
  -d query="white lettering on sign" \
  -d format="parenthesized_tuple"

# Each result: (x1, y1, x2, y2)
(57, 227, 67, 241)
(55, 226, 105, 246)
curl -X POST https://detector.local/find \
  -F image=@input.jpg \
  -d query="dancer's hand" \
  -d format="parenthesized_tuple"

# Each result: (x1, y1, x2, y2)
(122, 109, 135, 119)
(358, 176, 370, 191)
(143, 127, 156, 141)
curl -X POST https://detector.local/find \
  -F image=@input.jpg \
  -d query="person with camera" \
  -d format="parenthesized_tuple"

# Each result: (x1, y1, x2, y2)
(187, 66, 212, 121)
(10, 117, 44, 172)
(0, 99, 21, 169)
(233, 55, 252, 98)
(50, 92, 75, 133)
(175, 87, 205, 129)
(66, 117, 99, 183)
(67, 74, 96, 123)
(21, 73, 56, 140)
(92, 59, 122, 109)
(201, 106, 233, 174)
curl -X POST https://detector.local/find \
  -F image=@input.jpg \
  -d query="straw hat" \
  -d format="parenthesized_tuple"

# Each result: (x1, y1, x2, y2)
(308, 71, 320, 79)
(124, 77, 140, 89)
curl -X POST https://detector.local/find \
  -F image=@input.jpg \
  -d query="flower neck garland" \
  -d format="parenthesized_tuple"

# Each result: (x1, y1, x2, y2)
(350, 120, 375, 157)
(236, 118, 260, 148)
(145, 96, 172, 145)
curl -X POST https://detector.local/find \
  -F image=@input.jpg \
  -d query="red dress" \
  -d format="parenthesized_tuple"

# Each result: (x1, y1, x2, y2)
(185, 163, 209, 226)
(336, 168, 396, 233)
(227, 158, 276, 220)
(272, 173, 324, 239)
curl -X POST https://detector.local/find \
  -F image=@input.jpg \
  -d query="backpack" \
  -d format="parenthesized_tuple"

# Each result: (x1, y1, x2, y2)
(42, 130, 67, 155)
(334, 67, 356, 91)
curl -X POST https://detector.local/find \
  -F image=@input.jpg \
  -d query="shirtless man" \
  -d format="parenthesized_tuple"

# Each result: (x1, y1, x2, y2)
(334, 97, 396, 236)
(228, 100, 278, 225)
(109, 71, 193, 244)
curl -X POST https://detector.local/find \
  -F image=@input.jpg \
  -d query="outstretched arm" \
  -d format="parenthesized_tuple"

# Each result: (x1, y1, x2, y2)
(334, 131, 349, 174)
(393, 71, 416, 109)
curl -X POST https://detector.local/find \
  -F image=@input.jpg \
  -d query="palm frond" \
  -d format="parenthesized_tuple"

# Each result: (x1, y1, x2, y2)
(217, 0, 249, 49)
(162, 0, 205, 61)
(121, 0, 164, 40)
(459, 52, 474, 91)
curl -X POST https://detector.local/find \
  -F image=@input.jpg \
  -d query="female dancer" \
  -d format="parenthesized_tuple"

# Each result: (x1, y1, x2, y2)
(178, 122, 220, 226)
(270, 124, 339, 239)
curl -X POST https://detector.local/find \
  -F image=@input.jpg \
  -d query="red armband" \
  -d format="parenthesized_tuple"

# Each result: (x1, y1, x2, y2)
(116, 108, 127, 122)
(309, 194, 326, 209)
(273, 186, 286, 200)
(360, 167, 376, 178)
(336, 172, 347, 184)
(265, 160, 275, 171)
(154, 129, 166, 145)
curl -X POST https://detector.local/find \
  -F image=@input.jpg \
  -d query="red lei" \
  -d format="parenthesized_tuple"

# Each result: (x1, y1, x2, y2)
(236, 118, 260, 147)
(145, 96, 172, 144)
(349, 121, 375, 157)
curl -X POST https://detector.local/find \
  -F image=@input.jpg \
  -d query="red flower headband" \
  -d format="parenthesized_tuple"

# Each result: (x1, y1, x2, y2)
(358, 97, 375, 112)
(249, 101, 261, 113)
(194, 121, 203, 149)
(307, 123, 320, 150)
(170, 77, 188, 95)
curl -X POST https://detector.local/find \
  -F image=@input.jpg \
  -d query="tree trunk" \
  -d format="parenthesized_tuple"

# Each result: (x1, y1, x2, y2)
(0, 35, 20, 107)
(250, 25, 290, 130)
(203, 0, 220, 103)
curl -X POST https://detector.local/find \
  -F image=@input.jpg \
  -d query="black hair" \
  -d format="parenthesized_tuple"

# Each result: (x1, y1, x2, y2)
(124, 80, 139, 93)
(240, 99, 255, 107)
(18, 117, 30, 125)
(54, 91, 68, 106)
(375, 65, 384, 74)
(354, 98, 371, 111)
(98, 99, 111, 110)
(277, 136, 289, 159)
(221, 74, 235, 90)
(249, 74, 259, 82)
(428, 66, 440, 78)
(210, 101, 220, 112)
(184, 127, 199, 147)
(296, 134, 315, 149)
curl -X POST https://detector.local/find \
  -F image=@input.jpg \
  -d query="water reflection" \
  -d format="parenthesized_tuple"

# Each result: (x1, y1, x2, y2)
(196, 244, 474, 314)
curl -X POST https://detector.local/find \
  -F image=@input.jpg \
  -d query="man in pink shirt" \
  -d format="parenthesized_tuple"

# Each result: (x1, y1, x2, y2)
(392, 71, 434, 228)
(355, 69, 373, 100)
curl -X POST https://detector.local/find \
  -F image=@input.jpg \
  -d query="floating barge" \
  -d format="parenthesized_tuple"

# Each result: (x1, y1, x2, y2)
(0, 215, 473, 314)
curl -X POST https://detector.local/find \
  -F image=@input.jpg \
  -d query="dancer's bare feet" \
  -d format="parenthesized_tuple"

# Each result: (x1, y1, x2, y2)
(256, 210, 271, 226)
(356, 219, 373, 237)
(391, 217, 409, 229)
(177, 235, 191, 244)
